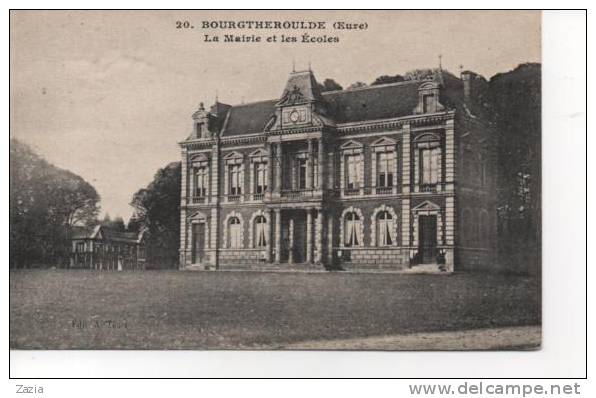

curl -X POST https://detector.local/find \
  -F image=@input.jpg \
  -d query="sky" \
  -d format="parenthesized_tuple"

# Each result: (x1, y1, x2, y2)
(10, 10, 541, 221)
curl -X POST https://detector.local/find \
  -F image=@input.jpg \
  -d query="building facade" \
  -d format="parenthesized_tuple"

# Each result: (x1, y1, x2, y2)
(70, 225, 147, 270)
(178, 68, 497, 271)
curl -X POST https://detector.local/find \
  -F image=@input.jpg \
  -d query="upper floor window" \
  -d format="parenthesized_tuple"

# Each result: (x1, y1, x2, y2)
(423, 94, 435, 113)
(298, 158, 307, 190)
(420, 147, 440, 185)
(229, 164, 242, 195)
(254, 162, 268, 194)
(377, 152, 395, 188)
(196, 122, 204, 138)
(194, 167, 208, 197)
(345, 154, 361, 189)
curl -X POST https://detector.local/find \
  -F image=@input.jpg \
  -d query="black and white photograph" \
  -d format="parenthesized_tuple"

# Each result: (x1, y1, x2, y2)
(9, 10, 544, 353)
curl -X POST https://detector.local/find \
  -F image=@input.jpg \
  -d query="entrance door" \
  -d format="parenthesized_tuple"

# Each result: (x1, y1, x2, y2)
(192, 223, 205, 264)
(419, 215, 437, 263)
(293, 215, 307, 263)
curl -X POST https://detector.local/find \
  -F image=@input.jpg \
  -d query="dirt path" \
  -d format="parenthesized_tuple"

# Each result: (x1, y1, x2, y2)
(271, 326, 541, 351)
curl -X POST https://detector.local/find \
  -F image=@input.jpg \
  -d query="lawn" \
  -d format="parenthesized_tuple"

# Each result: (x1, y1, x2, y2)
(9, 270, 541, 350)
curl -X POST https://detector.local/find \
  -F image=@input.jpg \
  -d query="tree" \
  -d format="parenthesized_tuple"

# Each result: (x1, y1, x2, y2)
(404, 68, 437, 81)
(317, 78, 343, 92)
(488, 63, 541, 274)
(346, 81, 367, 90)
(371, 74, 405, 85)
(130, 162, 181, 268)
(101, 214, 126, 231)
(10, 139, 100, 267)
(126, 214, 143, 233)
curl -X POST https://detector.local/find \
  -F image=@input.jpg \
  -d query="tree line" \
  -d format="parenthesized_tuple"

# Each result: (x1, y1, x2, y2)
(10, 139, 100, 268)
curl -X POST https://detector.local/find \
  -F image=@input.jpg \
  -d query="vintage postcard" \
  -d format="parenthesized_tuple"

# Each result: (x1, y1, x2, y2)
(10, 10, 541, 351)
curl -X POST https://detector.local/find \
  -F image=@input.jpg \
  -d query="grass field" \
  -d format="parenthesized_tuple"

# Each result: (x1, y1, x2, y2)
(10, 270, 541, 350)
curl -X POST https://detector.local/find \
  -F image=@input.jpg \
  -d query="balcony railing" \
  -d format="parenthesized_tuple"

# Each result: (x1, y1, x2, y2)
(343, 187, 360, 196)
(375, 186, 393, 195)
(420, 184, 438, 193)
(190, 196, 207, 204)
(227, 194, 241, 202)
(280, 189, 316, 200)
(252, 193, 265, 201)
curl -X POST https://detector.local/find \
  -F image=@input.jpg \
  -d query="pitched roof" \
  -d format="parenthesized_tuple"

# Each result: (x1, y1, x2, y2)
(100, 228, 140, 243)
(279, 70, 324, 104)
(70, 226, 92, 239)
(220, 80, 425, 137)
(69, 225, 142, 244)
(323, 81, 422, 123)
(221, 99, 277, 137)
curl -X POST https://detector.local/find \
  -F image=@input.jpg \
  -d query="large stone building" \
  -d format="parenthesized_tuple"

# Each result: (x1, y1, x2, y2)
(178, 68, 497, 272)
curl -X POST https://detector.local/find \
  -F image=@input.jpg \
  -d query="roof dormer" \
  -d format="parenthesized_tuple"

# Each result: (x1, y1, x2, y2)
(191, 101, 231, 140)
(269, 69, 329, 131)
(413, 81, 445, 114)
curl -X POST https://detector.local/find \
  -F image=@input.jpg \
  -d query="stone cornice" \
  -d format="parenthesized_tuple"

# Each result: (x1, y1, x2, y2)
(336, 111, 456, 134)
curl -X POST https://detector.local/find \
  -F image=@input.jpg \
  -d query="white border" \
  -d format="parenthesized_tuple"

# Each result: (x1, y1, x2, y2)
(5, 6, 588, 385)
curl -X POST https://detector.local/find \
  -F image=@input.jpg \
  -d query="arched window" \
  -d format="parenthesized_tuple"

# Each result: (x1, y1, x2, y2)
(228, 217, 242, 248)
(377, 211, 394, 246)
(254, 216, 267, 248)
(344, 211, 363, 247)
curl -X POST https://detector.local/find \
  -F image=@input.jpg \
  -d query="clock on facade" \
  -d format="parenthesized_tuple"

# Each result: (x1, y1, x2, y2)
(289, 109, 300, 123)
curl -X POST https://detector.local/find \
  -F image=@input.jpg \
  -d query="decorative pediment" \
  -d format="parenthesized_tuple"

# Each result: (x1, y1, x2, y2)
(412, 200, 441, 213)
(340, 140, 363, 150)
(223, 151, 243, 160)
(372, 137, 397, 146)
(414, 132, 440, 142)
(188, 210, 208, 221)
(190, 153, 209, 164)
(249, 148, 268, 162)
(249, 148, 267, 157)
(276, 85, 308, 107)
(418, 81, 440, 91)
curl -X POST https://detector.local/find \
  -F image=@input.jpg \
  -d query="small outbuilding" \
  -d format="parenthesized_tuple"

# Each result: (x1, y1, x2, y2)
(69, 225, 146, 270)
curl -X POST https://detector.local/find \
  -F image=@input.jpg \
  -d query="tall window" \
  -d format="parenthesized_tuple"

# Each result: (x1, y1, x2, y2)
(229, 164, 242, 195)
(480, 154, 487, 188)
(346, 154, 361, 189)
(254, 162, 267, 194)
(228, 217, 242, 248)
(296, 158, 307, 189)
(313, 156, 319, 188)
(423, 94, 435, 113)
(194, 167, 208, 197)
(377, 211, 394, 246)
(377, 152, 395, 187)
(421, 148, 440, 185)
(344, 212, 362, 247)
(254, 216, 267, 248)
(196, 122, 204, 138)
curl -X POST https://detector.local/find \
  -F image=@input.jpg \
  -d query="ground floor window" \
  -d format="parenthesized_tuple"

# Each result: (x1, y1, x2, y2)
(344, 211, 362, 246)
(228, 217, 242, 248)
(377, 211, 394, 246)
(254, 215, 267, 248)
